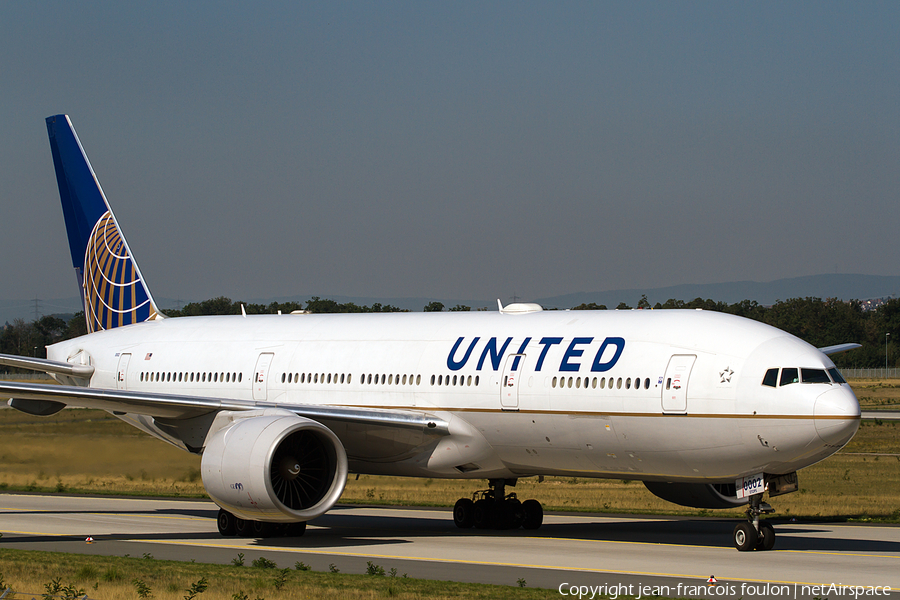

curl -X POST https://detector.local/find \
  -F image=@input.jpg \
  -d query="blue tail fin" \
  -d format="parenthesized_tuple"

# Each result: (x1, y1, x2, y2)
(46, 115, 162, 333)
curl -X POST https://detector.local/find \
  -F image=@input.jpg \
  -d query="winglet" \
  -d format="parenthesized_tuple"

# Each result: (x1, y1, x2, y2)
(46, 115, 163, 333)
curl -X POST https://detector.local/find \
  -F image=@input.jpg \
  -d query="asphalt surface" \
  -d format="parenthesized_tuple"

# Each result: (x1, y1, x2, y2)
(1, 494, 898, 598)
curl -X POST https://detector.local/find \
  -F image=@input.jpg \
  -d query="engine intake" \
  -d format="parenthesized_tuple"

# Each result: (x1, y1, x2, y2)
(201, 410, 348, 522)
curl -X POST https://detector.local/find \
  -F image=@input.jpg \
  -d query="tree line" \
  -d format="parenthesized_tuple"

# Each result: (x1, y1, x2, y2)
(3, 295, 899, 368)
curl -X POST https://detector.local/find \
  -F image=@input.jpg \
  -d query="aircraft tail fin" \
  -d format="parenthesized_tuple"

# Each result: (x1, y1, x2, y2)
(46, 114, 163, 333)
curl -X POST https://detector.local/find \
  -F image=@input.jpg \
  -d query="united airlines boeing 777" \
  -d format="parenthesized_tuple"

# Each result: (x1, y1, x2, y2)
(0, 115, 861, 551)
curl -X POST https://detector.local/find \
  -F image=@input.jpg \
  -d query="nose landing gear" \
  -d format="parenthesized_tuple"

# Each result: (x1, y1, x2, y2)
(733, 493, 775, 551)
(453, 478, 543, 531)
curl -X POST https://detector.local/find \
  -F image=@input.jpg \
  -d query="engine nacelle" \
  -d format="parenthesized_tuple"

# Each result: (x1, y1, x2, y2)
(643, 481, 748, 509)
(201, 410, 348, 522)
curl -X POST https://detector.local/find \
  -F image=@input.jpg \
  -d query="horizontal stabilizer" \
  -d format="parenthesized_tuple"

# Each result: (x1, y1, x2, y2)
(0, 353, 94, 379)
(818, 343, 862, 356)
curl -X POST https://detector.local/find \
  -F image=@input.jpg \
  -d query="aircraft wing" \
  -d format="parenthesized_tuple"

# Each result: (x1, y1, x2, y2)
(0, 379, 449, 434)
(818, 343, 862, 356)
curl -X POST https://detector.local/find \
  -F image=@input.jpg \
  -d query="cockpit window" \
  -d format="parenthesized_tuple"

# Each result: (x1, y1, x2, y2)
(801, 368, 831, 384)
(780, 367, 799, 386)
(828, 367, 847, 384)
(762, 368, 778, 387)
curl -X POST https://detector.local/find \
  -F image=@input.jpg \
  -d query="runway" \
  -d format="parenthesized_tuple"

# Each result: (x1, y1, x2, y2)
(1, 493, 898, 598)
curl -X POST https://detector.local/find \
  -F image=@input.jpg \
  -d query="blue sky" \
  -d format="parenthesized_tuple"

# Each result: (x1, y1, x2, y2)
(2, 2, 898, 308)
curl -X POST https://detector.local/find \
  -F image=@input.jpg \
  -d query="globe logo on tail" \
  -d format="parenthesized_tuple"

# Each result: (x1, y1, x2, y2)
(83, 211, 157, 333)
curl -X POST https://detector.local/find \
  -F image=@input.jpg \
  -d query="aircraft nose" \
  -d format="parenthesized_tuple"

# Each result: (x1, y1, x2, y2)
(814, 386, 860, 446)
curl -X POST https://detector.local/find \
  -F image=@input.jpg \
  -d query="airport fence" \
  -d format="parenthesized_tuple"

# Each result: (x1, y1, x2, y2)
(842, 368, 900, 379)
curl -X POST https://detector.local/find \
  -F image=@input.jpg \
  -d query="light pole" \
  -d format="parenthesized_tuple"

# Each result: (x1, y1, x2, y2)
(886, 332, 891, 372)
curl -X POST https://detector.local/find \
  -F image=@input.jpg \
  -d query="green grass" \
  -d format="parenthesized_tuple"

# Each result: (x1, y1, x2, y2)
(0, 547, 602, 599)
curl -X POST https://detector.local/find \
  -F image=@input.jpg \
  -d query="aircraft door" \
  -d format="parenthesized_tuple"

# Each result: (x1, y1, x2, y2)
(662, 354, 696, 414)
(253, 352, 275, 401)
(116, 353, 131, 390)
(500, 353, 525, 410)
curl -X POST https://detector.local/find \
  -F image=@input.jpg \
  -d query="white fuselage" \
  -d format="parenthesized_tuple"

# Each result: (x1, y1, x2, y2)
(47, 308, 860, 484)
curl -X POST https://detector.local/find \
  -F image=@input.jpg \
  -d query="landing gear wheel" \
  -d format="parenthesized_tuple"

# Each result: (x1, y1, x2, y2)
(234, 517, 252, 537)
(454, 479, 543, 531)
(217, 509, 236, 536)
(252, 520, 279, 538)
(473, 499, 492, 529)
(504, 498, 525, 529)
(734, 522, 758, 551)
(286, 521, 307, 537)
(453, 498, 475, 528)
(522, 499, 543, 530)
(757, 521, 775, 551)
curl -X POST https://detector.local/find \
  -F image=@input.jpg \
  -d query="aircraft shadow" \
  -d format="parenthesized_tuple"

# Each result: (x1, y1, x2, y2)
(305, 511, 900, 554)
(4, 504, 898, 554)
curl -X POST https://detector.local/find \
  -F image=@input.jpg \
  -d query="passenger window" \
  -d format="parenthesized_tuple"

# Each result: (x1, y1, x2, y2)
(762, 368, 778, 387)
(828, 368, 846, 384)
(625, 378, 631, 389)
(801, 368, 830, 384)
(780, 368, 799, 386)
(644, 377, 650, 389)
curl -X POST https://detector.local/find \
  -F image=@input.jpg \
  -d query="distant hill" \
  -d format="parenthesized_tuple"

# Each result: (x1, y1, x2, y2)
(3, 274, 899, 324)
(534, 274, 900, 310)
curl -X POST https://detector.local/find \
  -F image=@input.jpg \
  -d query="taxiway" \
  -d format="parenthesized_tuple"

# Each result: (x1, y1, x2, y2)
(0, 494, 897, 596)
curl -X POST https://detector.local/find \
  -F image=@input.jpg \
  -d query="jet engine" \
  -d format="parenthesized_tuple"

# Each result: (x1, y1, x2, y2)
(201, 410, 348, 522)
(643, 481, 748, 509)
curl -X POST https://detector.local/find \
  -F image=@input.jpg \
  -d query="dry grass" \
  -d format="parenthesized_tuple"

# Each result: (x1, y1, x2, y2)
(0, 407, 205, 496)
(851, 379, 900, 411)
(1, 380, 898, 521)
(0, 548, 554, 600)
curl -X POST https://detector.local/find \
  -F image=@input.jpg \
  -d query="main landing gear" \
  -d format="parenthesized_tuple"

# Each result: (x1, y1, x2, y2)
(453, 478, 543, 531)
(733, 493, 775, 551)
(216, 508, 307, 538)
